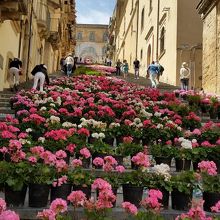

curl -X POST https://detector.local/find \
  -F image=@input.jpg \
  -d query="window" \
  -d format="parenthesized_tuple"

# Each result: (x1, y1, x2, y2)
(140, 49, 143, 60)
(89, 32, 95, 41)
(141, 8, 145, 30)
(160, 27, 165, 54)
(102, 46, 106, 56)
(149, 0, 152, 15)
(77, 32, 82, 40)
(103, 32, 108, 42)
(147, 44, 151, 66)
(88, 47, 95, 53)
(131, 0, 134, 13)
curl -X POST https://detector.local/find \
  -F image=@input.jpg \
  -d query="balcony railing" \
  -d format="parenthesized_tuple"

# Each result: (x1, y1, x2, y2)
(47, 18, 61, 48)
(0, 0, 28, 20)
(35, 1, 50, 37)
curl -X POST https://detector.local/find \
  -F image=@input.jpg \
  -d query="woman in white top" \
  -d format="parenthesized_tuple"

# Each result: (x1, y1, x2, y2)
(180, 62, 190, 91)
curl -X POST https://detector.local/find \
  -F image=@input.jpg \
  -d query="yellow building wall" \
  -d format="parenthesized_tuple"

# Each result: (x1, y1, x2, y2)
(0, 21, 20, 91)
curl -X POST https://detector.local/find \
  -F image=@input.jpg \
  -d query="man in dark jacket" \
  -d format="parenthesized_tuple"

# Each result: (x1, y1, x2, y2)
(9, 58, 22, 91)
(32, 64, 49, 92)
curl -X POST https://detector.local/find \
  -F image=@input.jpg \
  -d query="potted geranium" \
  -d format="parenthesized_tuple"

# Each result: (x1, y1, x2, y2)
(122, 170, 146, 208)
(171, 171, 197, 210)
(209, 96, 219, 119)
(174, 137, 193, 171)
(147, 164, 172, 209)
(68, 166, 94, 199)
(27, 162, 55, 207)
(198, 161, 220, 212)
(117, 136, 144, 158)
(0, 160, 29, 207)
(149, 144, 176, 166)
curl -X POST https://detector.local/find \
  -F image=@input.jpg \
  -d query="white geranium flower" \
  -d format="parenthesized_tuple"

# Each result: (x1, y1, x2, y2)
(91, 133, 99, 139)
(99, 133, 105, 139)
(192, 139, 197, 143)
(50, 116, 60, 124)
(62, 122, 76, 128)
(154, 112, 162, 117)
(40, 107, 47, 111)
(38, 137, 45, 143)
(156, 124, 163, 129)
(26, 128, 32, 133)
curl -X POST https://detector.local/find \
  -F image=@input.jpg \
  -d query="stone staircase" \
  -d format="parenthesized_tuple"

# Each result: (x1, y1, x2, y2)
(0, 91, 15, 120)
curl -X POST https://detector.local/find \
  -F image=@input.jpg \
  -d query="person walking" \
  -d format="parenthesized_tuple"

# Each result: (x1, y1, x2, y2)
(155, 61, 164, 82)
(180, 62, 190, 91)
(60, 58, 65, 73)
(116, 59, 122, 76)
(122, 60, 129, 78)
(147, 61, 159, 88)
(9, 58, 22, 92)
(31, 64, 49, 92)
(133, 58, 140, 79)
(65, 54, 74, 76)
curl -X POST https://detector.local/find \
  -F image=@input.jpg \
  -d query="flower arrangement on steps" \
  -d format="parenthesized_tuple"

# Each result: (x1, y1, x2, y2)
(0, 74, 219, 220)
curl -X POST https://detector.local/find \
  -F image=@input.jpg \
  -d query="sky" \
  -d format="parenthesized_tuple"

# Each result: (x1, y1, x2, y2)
(76, 0, 116, 25)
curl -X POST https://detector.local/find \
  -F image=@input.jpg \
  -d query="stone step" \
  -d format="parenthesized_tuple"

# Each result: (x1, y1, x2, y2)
(0, 113, 14, 120)
(0, 93, 14, 98)
(0, 108, 14, 114)
(10, 206, 219, 220)
(0, 102, 10, 107)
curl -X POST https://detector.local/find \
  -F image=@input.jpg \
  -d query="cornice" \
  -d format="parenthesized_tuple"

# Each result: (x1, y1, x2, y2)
(197, 0, 219, 18)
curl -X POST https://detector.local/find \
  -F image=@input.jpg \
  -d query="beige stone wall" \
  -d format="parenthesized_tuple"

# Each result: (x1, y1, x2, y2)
(112, 0, 202, 87)
(76, 24, 108, 63)
(0, 21, 20, 91)
(202, 7, 217, 93)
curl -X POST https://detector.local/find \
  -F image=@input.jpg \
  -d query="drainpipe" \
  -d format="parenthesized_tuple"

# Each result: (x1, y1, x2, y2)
(18, 20, 23, 58)
(135, 0, 139, 59)
(156, 0, 160, 61)
(26, 0, 33, 81)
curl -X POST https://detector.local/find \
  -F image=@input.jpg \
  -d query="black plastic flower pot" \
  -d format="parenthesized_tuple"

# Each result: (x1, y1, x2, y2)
(175, 159, 191, 172)
(51, 183, 72, 203)
(122, 184, 143, 208)
(203, 192, 220, 212)
(192, 161, 200, 171)
(154, 157, 172, 166)
(159, 188, 170, 209)
(5, 185, 27, 207)
(29, 184, 50, 208)
(103, 137, 114, 146)
(171, 189, 192, 211)
(113, 155, 124, 166)
(72, 185, 91, 200)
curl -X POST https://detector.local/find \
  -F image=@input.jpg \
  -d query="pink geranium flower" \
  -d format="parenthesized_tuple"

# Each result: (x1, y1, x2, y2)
(93, 157, 104, 167)
(131, 152, 150, 167)
(67, 191, 86, 207)
(122, 202, 138, 215)
(50, 198, 67, 214)
(80, 147, 91, 159)
(0, 210, 20, 220)
(198, 161, 217, 176)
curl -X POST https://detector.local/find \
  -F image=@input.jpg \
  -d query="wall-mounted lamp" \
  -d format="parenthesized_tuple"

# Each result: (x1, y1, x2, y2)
(162, 7, 170, 12)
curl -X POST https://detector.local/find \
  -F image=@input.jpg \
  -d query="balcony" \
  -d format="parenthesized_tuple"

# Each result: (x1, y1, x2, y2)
(47, 18, 61, 49)
(0, 0, 28, 20)
(35, 1, 50, 38)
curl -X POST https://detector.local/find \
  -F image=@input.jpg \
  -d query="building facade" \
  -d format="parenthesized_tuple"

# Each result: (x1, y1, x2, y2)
(108, 0, 203, 89)
(75, 24, 108, 63)
(0, 0, 76, 91)
(197, 0, 220, 94)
